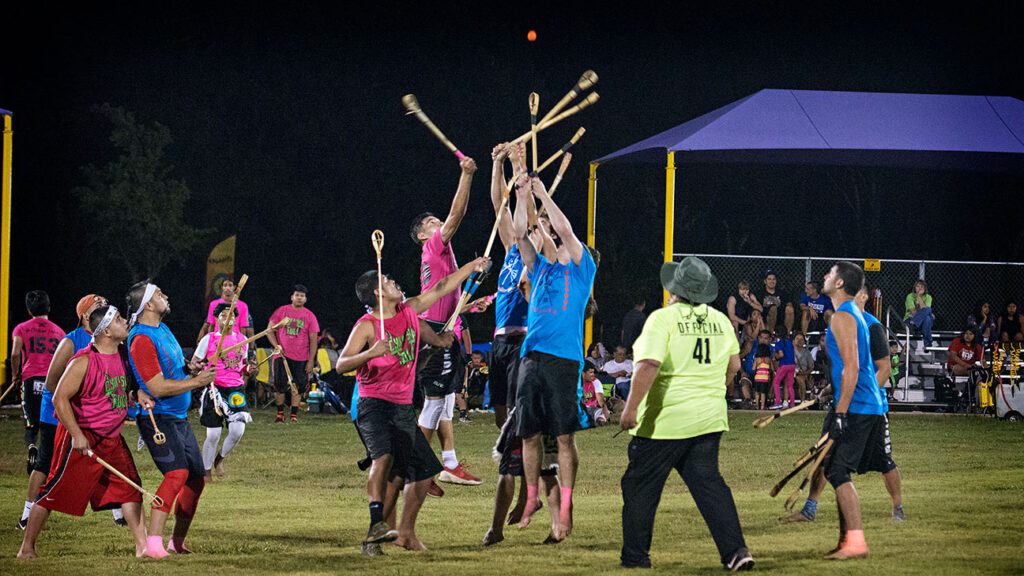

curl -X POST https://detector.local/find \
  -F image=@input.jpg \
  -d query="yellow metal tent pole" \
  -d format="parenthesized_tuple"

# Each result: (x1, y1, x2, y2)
(1, 112, 13, 387)
(584, 162, 598, 351)
(663, 151, 676, 306)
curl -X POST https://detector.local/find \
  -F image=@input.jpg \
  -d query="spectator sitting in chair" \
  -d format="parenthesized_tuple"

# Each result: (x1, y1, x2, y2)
(762, 269, 795, 337)
(581, 366, 609, 426)
(947, 329, 984, 377)
(799, 281, 833, 339)
(604, 346, 634, 399)
(904, 279, 935, 349)
(727, 280, 763, 335)
(998, 300, 1024, 343)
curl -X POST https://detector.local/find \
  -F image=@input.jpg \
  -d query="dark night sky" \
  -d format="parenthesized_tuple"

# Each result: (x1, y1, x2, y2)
(2, 2, 1021, 343)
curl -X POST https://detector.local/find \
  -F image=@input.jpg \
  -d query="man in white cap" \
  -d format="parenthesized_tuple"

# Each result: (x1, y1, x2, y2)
(619, 256, 753, 571)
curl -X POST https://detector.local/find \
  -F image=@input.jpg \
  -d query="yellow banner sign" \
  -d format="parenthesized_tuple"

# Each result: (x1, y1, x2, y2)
(205, 235, 236, 303)
(863, 259, 881, 272)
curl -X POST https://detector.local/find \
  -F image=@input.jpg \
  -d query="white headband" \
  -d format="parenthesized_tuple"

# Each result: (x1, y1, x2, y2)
(91, 306, 119, 340)
(129, 284, 158, 327)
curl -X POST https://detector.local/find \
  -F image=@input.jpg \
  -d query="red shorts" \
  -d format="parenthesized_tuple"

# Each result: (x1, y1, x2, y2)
(35, 423, 142, 516)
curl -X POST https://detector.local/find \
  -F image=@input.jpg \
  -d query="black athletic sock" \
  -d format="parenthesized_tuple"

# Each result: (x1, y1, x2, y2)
(290, 405, 299, 416)
(369, 501, 384, 526)
(276, 406, 284, 416)
(460, 409, 468, 419)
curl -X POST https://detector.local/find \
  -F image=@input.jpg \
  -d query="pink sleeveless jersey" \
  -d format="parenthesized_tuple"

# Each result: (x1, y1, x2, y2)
(419, 228, 463, 334)
(356, 303, 421, 404)
(69, 347, 128, 438)
(204, 331, 246, 388)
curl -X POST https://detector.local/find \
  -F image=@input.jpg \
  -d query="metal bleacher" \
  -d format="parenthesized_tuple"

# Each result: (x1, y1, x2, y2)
(885, 306, 967, 411)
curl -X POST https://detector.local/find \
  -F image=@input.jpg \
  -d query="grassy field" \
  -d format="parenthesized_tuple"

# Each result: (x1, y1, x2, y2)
(0, 406, 1022, 575)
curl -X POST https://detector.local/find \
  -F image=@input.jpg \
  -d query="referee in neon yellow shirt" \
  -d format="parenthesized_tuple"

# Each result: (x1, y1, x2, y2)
(619, 257, 753, 571)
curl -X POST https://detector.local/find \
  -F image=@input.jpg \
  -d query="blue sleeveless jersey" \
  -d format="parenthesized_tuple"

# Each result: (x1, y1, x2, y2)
(862, 311, 890, 412)
(495, 244, 529, 332)
(128, 323, 191, 418)
(826, 301, 885, 415)
(39, 327, 94, 425)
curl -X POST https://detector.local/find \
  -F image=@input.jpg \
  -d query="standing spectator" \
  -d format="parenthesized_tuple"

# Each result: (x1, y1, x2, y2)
(197, 279, 253, 342)
(998, 300, 1024, 343)
(753, 336, 773, 410)
(620, 294, 647, 352)
(581, 366, 609, 426)
(618, 256, 752, 571)
(10, 290, 65, 471)
(267, 284, 320, 423)
(903, 280, 934, 349)
(967, 301, 997, 347)
(318, 328, 341, 351)
(793, 332, 813, 405)
(727, 280, 763, 335)
(604, 346, 634, 399)
(762, 270, 795, 337)
(771, 328, 797, 409)
(888, 342, 901, 392)
(800, 281, 833, 339)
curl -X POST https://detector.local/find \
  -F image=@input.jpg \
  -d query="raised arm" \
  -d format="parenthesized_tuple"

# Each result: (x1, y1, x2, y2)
(407, 256, 491, 315)
(514, 183, 538, 273)
(531, 178, 583, 264)
(440, 156, 477, 244)
(491, 144, 517, 250)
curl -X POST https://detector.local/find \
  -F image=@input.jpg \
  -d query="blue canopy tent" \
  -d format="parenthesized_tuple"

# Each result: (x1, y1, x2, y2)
(583, 89, 1024, 338)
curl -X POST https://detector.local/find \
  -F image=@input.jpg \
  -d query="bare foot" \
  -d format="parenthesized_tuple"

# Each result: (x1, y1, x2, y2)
(557, 500, 573, 537)
(136, 547, 146, 558)
(204, 470, 213, 483)
(168, 540, 192, 554)
(213, 454, 226, 479)
(507, 499, 541, 525)
(389, 536, 427, 551)
(516, 498, 543, 530)
(482, 529, 504, 546)
(17, 547, 38, 559)
(542, 532, 561, 545)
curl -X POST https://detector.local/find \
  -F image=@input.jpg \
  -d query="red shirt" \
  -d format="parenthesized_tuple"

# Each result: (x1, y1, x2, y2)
(947, 337, 982, 369)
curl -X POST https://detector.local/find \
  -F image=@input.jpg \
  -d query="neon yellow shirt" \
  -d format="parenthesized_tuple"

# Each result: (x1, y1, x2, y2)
(630, 303, 739, 439)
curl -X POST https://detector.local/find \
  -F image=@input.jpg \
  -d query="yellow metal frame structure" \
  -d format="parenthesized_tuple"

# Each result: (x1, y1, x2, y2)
(1, 112, 12, 387)
(584, 151, 677, 349)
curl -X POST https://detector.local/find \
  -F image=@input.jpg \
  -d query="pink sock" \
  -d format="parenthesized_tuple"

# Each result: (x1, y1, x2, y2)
(523, 484, 539, 515)
(145, 535, 168, 558)
(559, 486, 573, 525)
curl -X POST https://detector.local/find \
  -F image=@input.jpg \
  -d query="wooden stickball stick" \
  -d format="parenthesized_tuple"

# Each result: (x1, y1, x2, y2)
(545, 152, 573, 199)
(87, 449, 165, 508)
(210, 274, 249, 416)
(0, 380, 18, 405)
(209, 320, 289, 363)
(281, 356, 300, 397)
(536, 127, 586, 174)
(402, 94, 466, 159)
(529, 92, 540, 175)
(510, 93, 599, 146)
(752, 398, 818, 428)
(146, 408, 166, 445)
(538, 70, 599, 127)
(371, 230, 386, 339)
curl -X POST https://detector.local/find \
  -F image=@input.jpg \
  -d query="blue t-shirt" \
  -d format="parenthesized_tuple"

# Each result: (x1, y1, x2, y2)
(743, 343, 758, 374)
(800, 293, 833, 315)
(862, 311, 889, 413)
(39, 326, 94, 426)
(773, 338, 795, 366)
(825, 301, 885, 415)
(128, 323, 191, 418)
(521, 249, 596, 362)
(494, 244, 529, 332)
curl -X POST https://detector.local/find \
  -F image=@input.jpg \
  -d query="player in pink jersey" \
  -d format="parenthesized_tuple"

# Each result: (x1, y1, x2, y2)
(338, 254, 489, 555)
(409, 155, 489, 488)
(193, 303, 253, 481)
(196, 278, 253, 342)
(267, 284, 319, 422)
(18, 305, 147, 558)
(10, 290, 66, 471)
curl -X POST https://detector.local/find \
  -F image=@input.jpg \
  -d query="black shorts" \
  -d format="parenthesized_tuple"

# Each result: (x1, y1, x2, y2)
(22, 377, 45, 428)
(515, 351, 582, 438)
(273, 357, 309, 395)
(825, 412, 891, 488)
(498, 431, 559, 477)
(33, 422, 58, 474)
(753, 378, 770, 395)
(490, 333, 525, 407)
(137, 413, 205, 478)
(355, 397, 441, 483)
(417, 345, 462, 398)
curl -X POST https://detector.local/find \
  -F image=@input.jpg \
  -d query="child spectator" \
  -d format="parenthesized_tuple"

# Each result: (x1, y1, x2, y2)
(904, 279, 935, 348)
(727, 280, 763, 335)
(998, 300, 1024, 343)
(753, 334, 773, 410)
(793, 332, 813, 406)
(458, 350, 489, 422)
(581, 366, 609, 426)
(967, 301, 997, 346)
(771, 328, 796, 408)
(888, 342, 901, 394)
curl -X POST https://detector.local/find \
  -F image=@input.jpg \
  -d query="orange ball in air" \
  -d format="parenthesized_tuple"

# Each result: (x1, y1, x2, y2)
(527, 30, 537, 42)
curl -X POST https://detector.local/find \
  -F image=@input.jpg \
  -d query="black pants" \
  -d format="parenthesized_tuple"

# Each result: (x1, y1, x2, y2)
(620, 432, 746, 567)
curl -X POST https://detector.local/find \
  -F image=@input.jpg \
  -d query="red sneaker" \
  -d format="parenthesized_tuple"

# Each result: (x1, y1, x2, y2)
(438, 461, 482, 485)
(426, 479, 445, 498)
(290, 414, 298, 422)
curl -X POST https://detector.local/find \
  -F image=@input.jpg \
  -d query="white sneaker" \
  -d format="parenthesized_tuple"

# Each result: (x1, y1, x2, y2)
(782, 401, 790, 409)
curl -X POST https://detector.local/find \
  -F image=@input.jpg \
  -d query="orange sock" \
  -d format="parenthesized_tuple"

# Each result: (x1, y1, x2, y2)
(843, 529, 867, 551)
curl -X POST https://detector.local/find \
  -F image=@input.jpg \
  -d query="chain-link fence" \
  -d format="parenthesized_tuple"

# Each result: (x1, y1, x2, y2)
(677, 253, 1024, 338)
